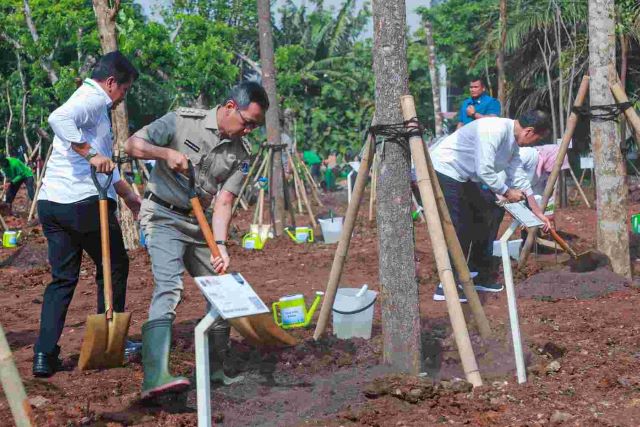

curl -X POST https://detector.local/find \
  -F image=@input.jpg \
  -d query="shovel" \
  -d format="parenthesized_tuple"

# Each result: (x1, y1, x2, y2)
(78, 168, 132, 371)
(547, 228, 611, 273)
(183, 162, 296, 347)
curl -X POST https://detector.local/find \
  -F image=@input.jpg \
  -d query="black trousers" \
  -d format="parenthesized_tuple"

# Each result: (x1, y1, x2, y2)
(436, 172, 504, 284)
(34, 196, 129, 355)
(6, 176, 35, 204)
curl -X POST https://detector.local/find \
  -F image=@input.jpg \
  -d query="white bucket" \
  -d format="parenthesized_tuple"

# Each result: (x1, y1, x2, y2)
(319, 217, 344, 244)
(332, 286, 377, 339)
(493, 239, 523, 261)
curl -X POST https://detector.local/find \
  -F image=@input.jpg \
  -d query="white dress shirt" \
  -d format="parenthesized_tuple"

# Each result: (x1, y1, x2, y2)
(39, 79, 120, 203)
(429, 117, 531, 195)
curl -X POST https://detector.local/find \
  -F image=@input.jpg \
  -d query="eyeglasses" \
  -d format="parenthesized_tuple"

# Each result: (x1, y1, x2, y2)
(236, 109, 260, 130)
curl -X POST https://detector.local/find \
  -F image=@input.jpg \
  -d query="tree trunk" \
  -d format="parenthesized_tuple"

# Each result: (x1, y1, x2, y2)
(92, 0, 139, 250)
(257, 0, 285, 236)
(588, 0, 631, 278)
(372, 0, 423, 374)
(497, 0, 507, 108)
(424, 18, 442, 136)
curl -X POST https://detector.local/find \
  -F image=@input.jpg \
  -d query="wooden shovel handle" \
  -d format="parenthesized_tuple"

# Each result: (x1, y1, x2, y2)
(548, 228, 578, 258)
(99, 199, 113, 320)
(190, 196, 226, 273)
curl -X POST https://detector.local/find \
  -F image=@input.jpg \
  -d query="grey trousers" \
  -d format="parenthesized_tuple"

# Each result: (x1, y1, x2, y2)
(140, 198, 227, 331)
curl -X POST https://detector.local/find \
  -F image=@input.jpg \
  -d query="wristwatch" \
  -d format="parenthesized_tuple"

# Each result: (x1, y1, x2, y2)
(215, 240, 227, 246)
(84, 146, 98, 162)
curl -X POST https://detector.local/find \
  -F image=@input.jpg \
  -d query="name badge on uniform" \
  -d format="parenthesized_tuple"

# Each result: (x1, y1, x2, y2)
(241, 160, 250, 175)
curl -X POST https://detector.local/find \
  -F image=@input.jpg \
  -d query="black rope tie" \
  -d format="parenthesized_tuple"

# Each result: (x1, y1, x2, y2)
(572, 102, 633, 122)
(367, 117, 425, 160)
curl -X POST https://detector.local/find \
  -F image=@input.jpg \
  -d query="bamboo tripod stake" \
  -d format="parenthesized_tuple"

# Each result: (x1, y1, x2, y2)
(289, 155, 317, 228)
(298, 157, 324, 207)
(369, 154, 377, 221)
(0, 324, 34, 427)
(401, 96, 482, 387)
(313, 136, 374, 340)
(27, 144, 54, 224)
(232, 146, 265, 216)
(519, 75, 590, 269)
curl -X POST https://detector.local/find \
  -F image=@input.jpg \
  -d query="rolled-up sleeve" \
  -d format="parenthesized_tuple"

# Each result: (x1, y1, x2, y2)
(48, 97, 101, 148)
(475, 129, 509, 195)
(221, 167, 244, 196)
(134, 112, 177, 147)
(505, 147, 532, 195)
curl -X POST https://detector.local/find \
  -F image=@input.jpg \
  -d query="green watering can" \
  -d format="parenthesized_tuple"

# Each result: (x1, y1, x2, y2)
(272, 292, 324, 329)
(285, 226, 314, 243)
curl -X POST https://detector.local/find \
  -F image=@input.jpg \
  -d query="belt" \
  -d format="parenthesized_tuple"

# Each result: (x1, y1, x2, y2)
(144, 191, 192, 216)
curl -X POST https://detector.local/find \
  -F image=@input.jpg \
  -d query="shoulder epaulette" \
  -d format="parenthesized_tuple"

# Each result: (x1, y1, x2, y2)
(176, 107, 208, 118)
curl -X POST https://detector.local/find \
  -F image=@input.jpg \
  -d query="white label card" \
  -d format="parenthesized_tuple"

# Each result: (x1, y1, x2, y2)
(194, 273, 269, 319)
(502, 202, 544, 228)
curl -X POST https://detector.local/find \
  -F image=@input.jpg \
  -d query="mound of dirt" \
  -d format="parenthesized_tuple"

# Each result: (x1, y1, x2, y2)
(517, 267, 630, 300)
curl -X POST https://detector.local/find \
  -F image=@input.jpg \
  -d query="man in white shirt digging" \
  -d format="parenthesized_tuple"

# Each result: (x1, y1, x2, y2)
(33, 51, 141, 377)
(430, 110, 552, 302)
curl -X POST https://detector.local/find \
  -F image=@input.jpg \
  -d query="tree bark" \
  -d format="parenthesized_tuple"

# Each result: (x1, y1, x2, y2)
(424, 18, 442, 136)
(588, 0, 631, 278)
(372, 0, 423, 374)
(497, 0, 507, 109)
(92, 0, 139, 250)
(257, 0, 285, 236)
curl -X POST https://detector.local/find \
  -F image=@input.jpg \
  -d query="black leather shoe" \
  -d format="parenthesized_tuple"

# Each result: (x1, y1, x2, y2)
(32, 347, 62, 378)
(124, 339, 142, 359)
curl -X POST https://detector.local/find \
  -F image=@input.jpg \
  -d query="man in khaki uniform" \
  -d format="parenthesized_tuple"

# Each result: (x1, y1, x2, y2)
(124, 82, 268, 399)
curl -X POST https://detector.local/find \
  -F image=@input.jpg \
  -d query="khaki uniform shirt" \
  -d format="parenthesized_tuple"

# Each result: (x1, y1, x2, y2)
(134, 106, 251, 209)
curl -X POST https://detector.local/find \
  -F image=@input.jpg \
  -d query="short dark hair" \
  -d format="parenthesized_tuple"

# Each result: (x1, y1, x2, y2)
(227, 81, 269, 112)
(469, 77, 486, 87)
(517, 109, 552, 133)
(91, 51, 139, 84)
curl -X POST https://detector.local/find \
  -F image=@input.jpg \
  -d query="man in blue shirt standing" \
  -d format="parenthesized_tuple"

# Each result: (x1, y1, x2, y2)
(457, 78, 501, 129)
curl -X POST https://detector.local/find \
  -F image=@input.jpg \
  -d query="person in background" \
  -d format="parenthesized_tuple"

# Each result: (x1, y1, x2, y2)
(302, 149, 322, 182)
(456, 77, 501, 129)
(32, 51, 142, 378)
(0, 154, 35, 215)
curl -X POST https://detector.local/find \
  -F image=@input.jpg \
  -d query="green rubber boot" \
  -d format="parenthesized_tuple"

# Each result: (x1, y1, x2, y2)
(141, 318, 190, 399)
(209, 326, 244, 386)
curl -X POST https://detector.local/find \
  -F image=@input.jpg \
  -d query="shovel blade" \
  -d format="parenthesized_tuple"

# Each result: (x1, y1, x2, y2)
(248, 313, 298, 346)
(229, 315, 298, 347)
(568, 250, 611, 273)
(78, 312, 131, 371)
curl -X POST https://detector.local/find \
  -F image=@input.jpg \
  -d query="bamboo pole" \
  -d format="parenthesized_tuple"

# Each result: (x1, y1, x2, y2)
(232, 146, 264, 215)
(401, 96, 483, 387)
(313, 136, 374, 340)
(610, 80, 640, 148)
(567, 165, 591, 208)
(369, 154, 377, 221)
(292, 162, 304, 214)
(289, 156, 317, 228)
(27, 144, 53, 224)
(299, 157, 322, 190)
(424, 151, 492, 338)
(297, 156, 324, 207)
(519, 75, 590, 270)
(0, 324, 35, 427)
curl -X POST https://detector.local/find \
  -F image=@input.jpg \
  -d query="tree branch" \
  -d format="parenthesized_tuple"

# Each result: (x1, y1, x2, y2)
(235, 51, 263, 76)
(23, 0, 39, 41)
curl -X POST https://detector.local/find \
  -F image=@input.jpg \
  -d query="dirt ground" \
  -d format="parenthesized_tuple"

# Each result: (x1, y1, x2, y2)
(2, 185, 640, 427)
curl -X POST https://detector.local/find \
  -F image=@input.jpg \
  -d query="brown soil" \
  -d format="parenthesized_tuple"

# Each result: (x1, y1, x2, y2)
(2, 188, 640, 426)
